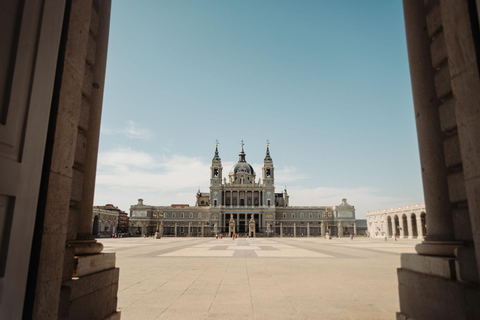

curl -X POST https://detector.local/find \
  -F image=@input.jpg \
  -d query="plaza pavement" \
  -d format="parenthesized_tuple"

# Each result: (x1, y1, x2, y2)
(102, 236, 421, 320)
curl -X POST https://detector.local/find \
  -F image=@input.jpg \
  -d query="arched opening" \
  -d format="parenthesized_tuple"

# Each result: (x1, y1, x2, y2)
(387, 216, 393, 236)
(421, 212, 427, 236)
(411, 213, 418, 238)
(394, 215, 399, 237)
(92, 216, 99, 236)
(402, 214, 409, 237)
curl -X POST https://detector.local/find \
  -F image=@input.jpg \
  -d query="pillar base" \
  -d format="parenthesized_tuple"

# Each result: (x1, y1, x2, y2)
(415, 240, 463, 257)
(69, 239, 103, 255)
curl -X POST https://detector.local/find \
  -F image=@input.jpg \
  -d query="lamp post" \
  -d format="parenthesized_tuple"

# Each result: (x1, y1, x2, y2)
(323, 209, 333, 239)
(153, 209, 163, 239)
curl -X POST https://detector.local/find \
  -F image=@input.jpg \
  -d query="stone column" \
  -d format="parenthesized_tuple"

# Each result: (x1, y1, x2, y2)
(294, 223, 296, 237)
(407, 216, 414, 239)
(188, 222, 191, 237)
(416, 217, 424, 240)
(237, 192, 239, 207)
(354, 223, 357, 236)
(391, 217, 396, 238)
(338, 221, 343, 237)
(399, 218, 405, 239)
(280, 223, 283, 237)
(230, 192, 232, 207)
(403, 0, 458, 256)
(321, 221, 325, 237)
(236, 214, 239, 232)
(175, 223, 177, 237)
(307, 223, 310, 237)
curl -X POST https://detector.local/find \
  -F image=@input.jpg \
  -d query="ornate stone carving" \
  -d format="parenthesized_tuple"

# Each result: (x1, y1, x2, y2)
(228, 216, 236, 236)
(249, 215, 256, 237)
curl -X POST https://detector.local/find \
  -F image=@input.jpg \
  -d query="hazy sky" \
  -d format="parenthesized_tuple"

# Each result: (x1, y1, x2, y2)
(95, 0, 424, 218)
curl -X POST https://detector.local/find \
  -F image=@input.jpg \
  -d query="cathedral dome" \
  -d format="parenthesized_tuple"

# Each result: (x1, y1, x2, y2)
(229, 162, 255, 175)
(228, 143, 256, 178)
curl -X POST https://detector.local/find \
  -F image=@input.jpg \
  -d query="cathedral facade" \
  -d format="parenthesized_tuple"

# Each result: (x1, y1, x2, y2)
(129, 144, 364, 237)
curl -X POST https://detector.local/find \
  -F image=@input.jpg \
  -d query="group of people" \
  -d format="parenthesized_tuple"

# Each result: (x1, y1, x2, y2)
(384, 233, 398, 241)
(215, 233, 239, 240)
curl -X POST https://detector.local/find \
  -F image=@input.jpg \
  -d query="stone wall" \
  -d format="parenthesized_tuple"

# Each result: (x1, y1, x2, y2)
(25, 1, 119, 319)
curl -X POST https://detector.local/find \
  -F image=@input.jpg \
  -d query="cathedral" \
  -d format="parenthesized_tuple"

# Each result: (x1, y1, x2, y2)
(129, 143, 364, 237)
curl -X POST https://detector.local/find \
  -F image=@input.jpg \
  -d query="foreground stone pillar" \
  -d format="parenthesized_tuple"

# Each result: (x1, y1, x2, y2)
(175, 223, 177, 237)
(307, 223, 310, 237)
(280, 223, 283, 237)
(321, 221, 325, 237)
(188, 222, 191, 237)
(293, 223, 296, 237)
(404, 0, 457, 255)
(338, 221, 343, 237)
(354, 223, 357, 236)
(397, 2, 479, 319)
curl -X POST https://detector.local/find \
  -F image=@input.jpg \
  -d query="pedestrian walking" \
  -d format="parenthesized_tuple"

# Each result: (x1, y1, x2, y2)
(394, 233, 397, 241)
(384, 233, 387, 241)
(350, 234, 353, 240)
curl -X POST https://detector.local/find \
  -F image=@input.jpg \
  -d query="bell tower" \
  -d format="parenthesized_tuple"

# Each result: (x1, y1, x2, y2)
(210, 141, 222, 207)
(262, 140, 274, 187)
(210, 141, 222, 187)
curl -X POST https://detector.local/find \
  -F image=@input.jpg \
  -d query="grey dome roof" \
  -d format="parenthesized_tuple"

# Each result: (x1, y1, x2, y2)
(229, 162, 255, 175)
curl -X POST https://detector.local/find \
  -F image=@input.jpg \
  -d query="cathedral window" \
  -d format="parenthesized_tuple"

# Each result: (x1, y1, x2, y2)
(181, 213, 184, 218)
(283, 213, 286, 219)
(292, 213, 295, 219)
(198, 213, 202, 219)
(309, 213, 313, 219)
(173, 213, 176, 218)
(189, 213, 193, 218)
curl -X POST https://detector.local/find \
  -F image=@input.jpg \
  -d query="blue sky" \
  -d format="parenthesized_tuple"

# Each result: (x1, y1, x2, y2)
(95, 1, 424, 218)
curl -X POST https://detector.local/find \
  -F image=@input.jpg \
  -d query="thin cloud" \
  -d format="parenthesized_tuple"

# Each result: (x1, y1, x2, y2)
(123, 120, 153, 140)
(99, 121, 153, 140)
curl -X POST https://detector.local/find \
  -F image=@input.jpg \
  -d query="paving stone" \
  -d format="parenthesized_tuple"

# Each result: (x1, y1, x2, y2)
(102, 236, 421, 320)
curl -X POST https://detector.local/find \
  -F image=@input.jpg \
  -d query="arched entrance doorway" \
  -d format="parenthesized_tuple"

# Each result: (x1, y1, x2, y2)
(387, 216, 393, 236)
(402, 214, 409, 237)
(411, 213, 418, 238)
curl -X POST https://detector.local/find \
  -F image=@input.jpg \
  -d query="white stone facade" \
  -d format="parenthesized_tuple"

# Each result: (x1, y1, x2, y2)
(130, 144, 366, 237)
(366, 204, 426, 239)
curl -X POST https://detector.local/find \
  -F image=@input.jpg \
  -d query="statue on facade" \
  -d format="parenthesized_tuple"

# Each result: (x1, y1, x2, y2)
(228, 216, 236, 237)
(248, 215, 256, 238)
